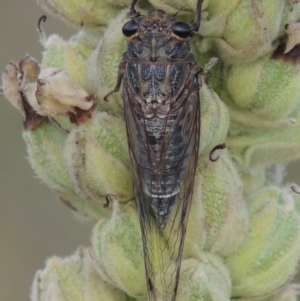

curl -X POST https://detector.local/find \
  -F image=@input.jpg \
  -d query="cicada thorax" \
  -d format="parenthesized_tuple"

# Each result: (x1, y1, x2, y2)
(114, 3, 203, 300)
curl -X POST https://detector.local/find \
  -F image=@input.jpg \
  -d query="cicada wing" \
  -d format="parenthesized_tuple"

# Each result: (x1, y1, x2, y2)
(123, 73, 200, 301)
(158, 76, 200, 301)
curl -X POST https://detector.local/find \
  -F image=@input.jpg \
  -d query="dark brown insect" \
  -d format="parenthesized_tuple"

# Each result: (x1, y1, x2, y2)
(104, 1, 203, 300)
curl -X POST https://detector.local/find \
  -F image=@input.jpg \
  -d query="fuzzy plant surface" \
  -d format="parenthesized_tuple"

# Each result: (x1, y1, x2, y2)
(2, 0, 300, 301)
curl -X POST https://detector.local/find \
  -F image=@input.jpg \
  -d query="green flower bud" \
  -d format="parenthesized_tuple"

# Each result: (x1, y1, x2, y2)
(241, 169, 267, 199)
(198, 0, 239, 38)
(41, 31, 95, 90)
(147, 0, 201, 17)
(265, 284, 300, 301)
(177, 254, 231, 301)
(87, 10, 128, 117)
(226, 104, 297, 135)
(23, 122, 105, 220)
(196, 152, 248, 257)
(224, 55, 300, 122)
(291, 187, 300, 214)
(31, 247, 128, 301)
(91, 201, 147, 299)
(191, 54, 296, 134)
(65, 111, 133, 205)
(283, 5, 300, 32)
(91, 196, 233, 300)
(227, 112, 300, 169)
(199, 1, 300, 64)
(36, 0, 123, 36)
(226, 187, 300, 298)
(199, 65, 230, 155)
(183, 173, 207, 257)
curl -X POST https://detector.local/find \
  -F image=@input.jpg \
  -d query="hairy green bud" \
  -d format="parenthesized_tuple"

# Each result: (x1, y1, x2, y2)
(31, 247, 128, 301)
(226, 187, 300, 298)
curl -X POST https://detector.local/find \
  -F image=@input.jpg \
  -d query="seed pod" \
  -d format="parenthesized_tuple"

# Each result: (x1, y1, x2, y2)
(1, 62, 25, 118)
(1, 56, 46, 129)
(19, 55, 41, 88)
(23, 68, 96, 121)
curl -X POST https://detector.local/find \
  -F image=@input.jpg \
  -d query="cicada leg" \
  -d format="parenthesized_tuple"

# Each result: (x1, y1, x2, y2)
(103, 60, 126, 101)
(104, 193, 117, 208)
(209, 143, 227, 162)
(103, 193, 112, 208)
(201, 57, 218, 85)
(49, 117, 70, 133)
(291, 186, 300, 195)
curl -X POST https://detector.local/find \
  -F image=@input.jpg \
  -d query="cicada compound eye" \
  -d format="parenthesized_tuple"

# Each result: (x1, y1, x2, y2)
(122, 20, 139, 37)
(172, 22, 192, 38)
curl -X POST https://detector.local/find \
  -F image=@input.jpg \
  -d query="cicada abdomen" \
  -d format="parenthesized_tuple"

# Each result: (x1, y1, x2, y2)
(104, 1, 203, 300)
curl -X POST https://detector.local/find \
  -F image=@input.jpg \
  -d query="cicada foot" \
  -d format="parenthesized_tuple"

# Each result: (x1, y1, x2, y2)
(209, 143, 226, 162)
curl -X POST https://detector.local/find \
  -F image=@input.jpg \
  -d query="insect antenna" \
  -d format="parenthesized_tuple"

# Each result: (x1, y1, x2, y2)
(172, 2, 191, 17)
(209, 143, 226, 162)
(190, 0, 204, 32)
(104, 194, 112, 208)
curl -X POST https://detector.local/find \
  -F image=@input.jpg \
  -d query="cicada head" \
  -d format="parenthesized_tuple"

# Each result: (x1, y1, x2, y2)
(122, 1, 203, 62)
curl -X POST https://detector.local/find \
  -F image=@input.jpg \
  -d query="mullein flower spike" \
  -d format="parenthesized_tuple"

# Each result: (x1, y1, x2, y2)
(2, 0, 300, 300)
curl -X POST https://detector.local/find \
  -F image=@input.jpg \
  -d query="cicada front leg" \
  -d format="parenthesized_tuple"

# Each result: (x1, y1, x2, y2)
(103, 60, 126, 101)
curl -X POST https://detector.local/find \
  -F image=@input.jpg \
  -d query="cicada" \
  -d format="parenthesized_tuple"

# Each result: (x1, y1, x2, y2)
(104, 1, 203, 300)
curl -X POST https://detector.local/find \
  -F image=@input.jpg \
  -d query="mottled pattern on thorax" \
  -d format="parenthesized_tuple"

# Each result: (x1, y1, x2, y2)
(124, 9, 195, 115)
(126, 62, 189, 106)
